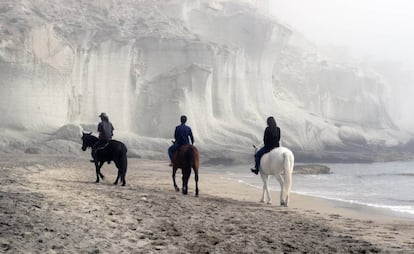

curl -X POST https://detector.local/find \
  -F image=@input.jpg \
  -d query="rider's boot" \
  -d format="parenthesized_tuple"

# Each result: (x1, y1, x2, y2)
(250, 167, 259, 175)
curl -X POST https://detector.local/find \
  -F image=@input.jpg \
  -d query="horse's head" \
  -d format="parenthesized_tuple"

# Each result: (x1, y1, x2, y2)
(81, 132, 95, 151)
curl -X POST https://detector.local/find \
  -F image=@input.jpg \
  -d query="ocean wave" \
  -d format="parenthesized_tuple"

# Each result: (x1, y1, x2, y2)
(293, 191, 414, 216)
(386, 197, 414, 203)
(357, 173, 414, 178)
(224, 171, 414, 218)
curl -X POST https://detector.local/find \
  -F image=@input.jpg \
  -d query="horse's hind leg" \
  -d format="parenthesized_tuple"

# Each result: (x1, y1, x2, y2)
(114, 169, 120, 185)
(182, 167, 191, 195)
(260, 173, 270, 203)
(172, 167, 179, 192)
(275, 174, 285, 206)
(121, 155, 127, 186)
(194, 167, 199, 197)
(181, 171, 187, 195)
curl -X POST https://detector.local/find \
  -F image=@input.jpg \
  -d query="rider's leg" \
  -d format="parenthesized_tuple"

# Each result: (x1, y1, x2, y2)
(90, 140, 103, 163)
(168, 144, 179, 166)
(251, 147, 266, 174)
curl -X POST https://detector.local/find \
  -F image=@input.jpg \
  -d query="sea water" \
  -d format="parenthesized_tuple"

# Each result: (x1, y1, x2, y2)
(205, 161, 414, 217)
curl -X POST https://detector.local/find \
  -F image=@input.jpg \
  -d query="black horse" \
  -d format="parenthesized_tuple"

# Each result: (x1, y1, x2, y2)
(81, 132, 128, 186)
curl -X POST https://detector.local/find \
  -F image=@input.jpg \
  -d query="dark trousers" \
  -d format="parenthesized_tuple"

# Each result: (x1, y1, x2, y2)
(168, 143, 180, 161)
(254, 147, 269, 169)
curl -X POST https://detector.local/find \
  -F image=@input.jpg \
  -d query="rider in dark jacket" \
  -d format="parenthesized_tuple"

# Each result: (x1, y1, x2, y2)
(168, 115, 194, 166)
(251, 116, 280, 174)
(90, 112, 114, 162)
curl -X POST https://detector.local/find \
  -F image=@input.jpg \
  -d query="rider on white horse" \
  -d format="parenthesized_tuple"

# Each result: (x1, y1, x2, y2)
(251, 116, 280, 174)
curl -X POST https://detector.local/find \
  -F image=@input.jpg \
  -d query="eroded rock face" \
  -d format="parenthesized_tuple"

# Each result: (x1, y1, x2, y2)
(0, 0, 409, 162)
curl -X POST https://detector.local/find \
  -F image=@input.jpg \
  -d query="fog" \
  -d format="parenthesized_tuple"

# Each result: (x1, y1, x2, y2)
(0, 0, 411, 162)
(270, 0, 414, 131)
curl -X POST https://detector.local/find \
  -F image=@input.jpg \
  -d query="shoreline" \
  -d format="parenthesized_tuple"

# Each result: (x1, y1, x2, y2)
(231, 177, 414, 221)
(198, 170, 414, 222)
(292, 192, 414, 220)
(203, 162, 414, 221)
(134, 159, 414, 249)
(1, 156, 414, 252)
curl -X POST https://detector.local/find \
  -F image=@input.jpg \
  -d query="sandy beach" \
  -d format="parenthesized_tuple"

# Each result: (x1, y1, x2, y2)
(1, 154, 414, 253)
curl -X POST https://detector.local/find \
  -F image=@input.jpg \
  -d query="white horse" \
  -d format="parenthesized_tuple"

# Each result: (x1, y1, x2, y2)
(254, 145, 294, 207)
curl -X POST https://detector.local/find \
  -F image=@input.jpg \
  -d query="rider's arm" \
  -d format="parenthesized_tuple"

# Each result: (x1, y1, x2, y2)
(189, 128, 194, 144)
(174, 126, 178, 141)
(97, 122, 102, 134)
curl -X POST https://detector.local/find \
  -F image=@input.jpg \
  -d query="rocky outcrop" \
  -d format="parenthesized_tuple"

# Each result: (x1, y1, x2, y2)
(0, 0, 410, 162)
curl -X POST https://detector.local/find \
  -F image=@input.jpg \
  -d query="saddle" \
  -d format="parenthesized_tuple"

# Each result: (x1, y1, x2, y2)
(95, 142, 109, 151)
(90, 141, 111, 164)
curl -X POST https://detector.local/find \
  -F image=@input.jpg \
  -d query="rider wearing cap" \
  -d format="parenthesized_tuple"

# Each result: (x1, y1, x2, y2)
(90, 112, 114, 163)
(168, 115, 194, 166)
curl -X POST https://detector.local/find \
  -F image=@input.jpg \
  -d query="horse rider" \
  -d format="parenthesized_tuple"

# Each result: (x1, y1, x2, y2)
(250, 116, 280, 174)
(168, 115, 194, 166)
(90, 112, 114, 163)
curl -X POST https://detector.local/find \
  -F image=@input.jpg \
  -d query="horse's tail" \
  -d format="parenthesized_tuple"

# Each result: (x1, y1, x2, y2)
(122, 143, 128, 172)
(282, 150, 294, 200)
(122, 149, 128, 174)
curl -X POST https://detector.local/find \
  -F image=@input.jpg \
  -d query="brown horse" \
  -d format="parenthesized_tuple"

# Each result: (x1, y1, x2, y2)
(172, 145, 200, 196)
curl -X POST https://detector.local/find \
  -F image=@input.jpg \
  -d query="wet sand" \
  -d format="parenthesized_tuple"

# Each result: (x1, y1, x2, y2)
(1, 155, 414, 253)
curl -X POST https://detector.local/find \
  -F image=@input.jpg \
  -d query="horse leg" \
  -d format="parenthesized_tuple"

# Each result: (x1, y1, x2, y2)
(181, 171, 187, 195)
(182, 167, 191, 195)
(194, 167, 199, 197)
(121, 155, 127, 186)
(112, 159, 120, 185)
(172, 167, 179, 192)
(260, 173, 270, 203)
(95, 161, 104, 183)
(114, 168, 120, 185)
(275, 174, 285, 206)
(282, 167, 293, 207)
(265, 175, 272, 204)
(95, 163, 100, 183)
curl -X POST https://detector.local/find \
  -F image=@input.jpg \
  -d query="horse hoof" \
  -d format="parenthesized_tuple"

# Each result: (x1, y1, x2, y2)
(122, 182, 126, 186)
(267, 201, 272, 205)
(175, 187, 180, 192)
(113, 182, 118, 185)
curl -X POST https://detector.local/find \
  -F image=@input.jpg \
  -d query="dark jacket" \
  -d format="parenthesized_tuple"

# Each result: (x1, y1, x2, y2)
(98, 121, 114, 141)
(174, 124, 194, 145)
(263, 126, 280, 150)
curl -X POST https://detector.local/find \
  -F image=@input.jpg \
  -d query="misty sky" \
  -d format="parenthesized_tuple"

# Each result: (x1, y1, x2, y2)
(269, 0, 414, 130)
(269, 0, 414, 71)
